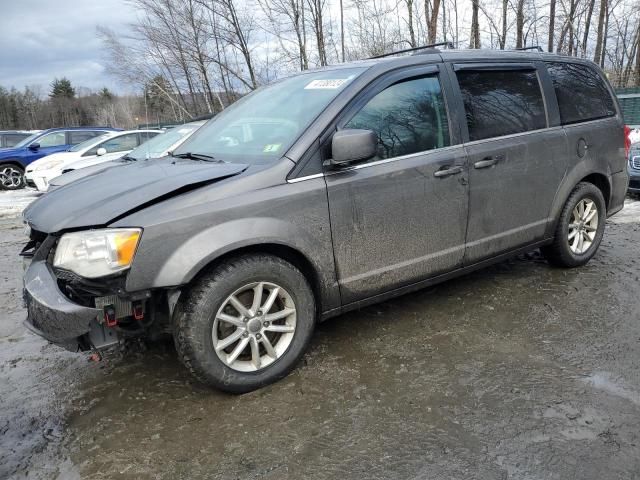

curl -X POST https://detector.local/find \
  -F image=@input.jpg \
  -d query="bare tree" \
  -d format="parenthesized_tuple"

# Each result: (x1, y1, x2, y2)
(470, 0, 481, 48)
(548, 0, 557, 51)
(581, 0, 596, 55)
(340, 0, 345, 61)
(307, 0, 329, 65)
(516, 0, 525, 48)
(257, 0, 309, 70)
(425, 0, 442, 43)
(405, 0, 417, 47)
(594, 0, 607, 63)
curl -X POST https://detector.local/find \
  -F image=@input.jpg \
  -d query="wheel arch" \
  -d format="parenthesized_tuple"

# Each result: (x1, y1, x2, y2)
(546, 169, 611, 237)
(580, 172, 610, 209)
(188, 242, 324, 314)
(0, 159, 26, 170)
(125, 216, 341, 314)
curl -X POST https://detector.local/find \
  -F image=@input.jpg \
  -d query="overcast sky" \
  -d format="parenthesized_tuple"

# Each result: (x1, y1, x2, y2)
(0, 0, 137, 94)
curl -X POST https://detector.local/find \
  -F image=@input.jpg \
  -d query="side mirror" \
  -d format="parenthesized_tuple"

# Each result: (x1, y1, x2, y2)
(330, 129, 377, 167)
(28, 143, 40, 151)
(96, 147, 107, 156)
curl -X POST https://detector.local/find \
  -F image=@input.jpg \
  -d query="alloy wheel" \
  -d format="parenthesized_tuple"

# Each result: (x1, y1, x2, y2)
(0, 166, 23, 189)
(212, 282, 297, 372)
(568, 198, 599, 255)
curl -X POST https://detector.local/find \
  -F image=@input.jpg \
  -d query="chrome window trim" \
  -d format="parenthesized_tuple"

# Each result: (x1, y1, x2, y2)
(461, 125, 564, 148)
(325, 144, 463, 176)
(287, 173, 325, 183)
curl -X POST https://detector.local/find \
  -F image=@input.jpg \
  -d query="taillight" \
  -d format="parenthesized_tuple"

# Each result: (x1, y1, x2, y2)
(624, 125, 631, 158)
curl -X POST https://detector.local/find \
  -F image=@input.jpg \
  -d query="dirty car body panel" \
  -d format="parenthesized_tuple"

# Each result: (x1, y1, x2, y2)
(22, 50, 628, 369)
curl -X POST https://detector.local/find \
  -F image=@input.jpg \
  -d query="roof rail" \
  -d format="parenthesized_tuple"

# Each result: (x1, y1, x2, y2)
(369, 42, 455, 59)
(515, 46, 544, 52)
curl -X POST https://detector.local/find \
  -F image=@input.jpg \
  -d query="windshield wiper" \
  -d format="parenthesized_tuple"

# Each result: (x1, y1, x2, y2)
(120, 154, 138, 162)
(172, 152, 223, 163)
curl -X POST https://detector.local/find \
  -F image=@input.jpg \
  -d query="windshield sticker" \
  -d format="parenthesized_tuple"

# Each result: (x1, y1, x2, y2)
(263, 143, 282, 153)
(305, 79, 350, 90)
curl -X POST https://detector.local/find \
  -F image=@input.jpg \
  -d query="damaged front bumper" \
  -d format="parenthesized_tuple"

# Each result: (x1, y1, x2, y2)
(23, 260, 101, 351)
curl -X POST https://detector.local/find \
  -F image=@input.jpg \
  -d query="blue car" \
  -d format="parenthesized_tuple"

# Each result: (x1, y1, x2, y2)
(0, 127, 120, 190)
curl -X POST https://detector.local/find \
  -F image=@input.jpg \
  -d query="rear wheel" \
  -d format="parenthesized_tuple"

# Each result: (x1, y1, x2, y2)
(174, 254, 316, 393)
(0, 164, 25, 190)
(541, 182, 606, 267)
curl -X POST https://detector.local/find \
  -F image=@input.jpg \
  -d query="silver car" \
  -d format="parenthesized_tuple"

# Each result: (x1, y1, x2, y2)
(47, 121, 206, 191)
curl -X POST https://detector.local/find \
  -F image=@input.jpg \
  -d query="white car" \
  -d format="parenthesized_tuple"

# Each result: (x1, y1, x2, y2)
(25, 129, 162, 191)
(47, 121, 206, 192)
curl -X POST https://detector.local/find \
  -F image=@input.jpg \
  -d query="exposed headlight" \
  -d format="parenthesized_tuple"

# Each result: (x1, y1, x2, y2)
(34, 159, 64, 171)
(53, 228, 142, 278)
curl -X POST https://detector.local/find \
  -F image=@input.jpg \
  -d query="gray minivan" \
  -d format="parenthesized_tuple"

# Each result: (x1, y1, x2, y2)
(22, 48, 629, 392)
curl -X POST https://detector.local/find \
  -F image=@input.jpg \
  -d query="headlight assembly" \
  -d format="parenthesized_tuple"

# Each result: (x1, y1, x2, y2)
(53, 228, 142, 278)
(34, 159, 64, 171)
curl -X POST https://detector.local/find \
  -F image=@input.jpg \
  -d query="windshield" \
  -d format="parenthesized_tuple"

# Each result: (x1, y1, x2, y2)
(68, 133, 112, 152)
(14, 132, 41, 148)
(127, 124, 198, 160)
(174, 67, 366, 164)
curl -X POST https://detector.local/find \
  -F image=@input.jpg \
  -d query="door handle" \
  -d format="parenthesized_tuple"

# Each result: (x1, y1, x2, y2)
(434, 165, 463, 178)
(474, 155, 502, 169)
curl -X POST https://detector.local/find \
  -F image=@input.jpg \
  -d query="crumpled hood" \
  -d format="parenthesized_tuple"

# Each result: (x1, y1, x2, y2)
(24, 156, 248, 233)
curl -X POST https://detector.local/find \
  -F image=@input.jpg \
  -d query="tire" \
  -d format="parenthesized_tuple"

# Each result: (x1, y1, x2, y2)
(0, 163, 25, 190)
(174, 254, 316, 393)
(541, 182, 606, 268)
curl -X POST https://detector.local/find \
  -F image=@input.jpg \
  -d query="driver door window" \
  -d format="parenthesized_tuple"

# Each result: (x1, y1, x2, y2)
(344, 75, 450, 162)
(37, 132, 67, 147)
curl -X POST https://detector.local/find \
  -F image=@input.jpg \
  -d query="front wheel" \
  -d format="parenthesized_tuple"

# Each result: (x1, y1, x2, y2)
(0, 163, 25, 190)
(174, 254, 316, 393)
(541, 182, 606, 267)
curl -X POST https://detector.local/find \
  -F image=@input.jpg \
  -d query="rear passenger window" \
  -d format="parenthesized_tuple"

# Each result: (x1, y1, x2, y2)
(69, 131, 100, 144)
(344, 75, 450, 160)
(546, 62, 616, 125)
(456, 69, 546, 141)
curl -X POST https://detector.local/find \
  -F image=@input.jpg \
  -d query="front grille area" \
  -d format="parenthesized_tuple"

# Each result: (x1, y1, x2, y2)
(21, 228, 52, 259)
(54, 268, 127, 307)
(632, 156, 640, 170)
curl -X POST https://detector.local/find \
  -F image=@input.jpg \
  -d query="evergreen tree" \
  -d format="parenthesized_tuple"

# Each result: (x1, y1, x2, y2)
(49, 77, 76, 99)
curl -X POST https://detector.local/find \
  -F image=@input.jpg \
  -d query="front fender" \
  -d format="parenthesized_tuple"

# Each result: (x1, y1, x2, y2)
(119, 168, 339, 312)
(127, 217, 339, 312)
(154, 217, 323, 287)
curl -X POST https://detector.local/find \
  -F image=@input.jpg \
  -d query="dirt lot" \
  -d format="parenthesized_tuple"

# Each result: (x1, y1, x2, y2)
(1, 190, 640, 480)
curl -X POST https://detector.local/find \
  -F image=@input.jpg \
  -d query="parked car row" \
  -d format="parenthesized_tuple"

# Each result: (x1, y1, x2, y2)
(0, 127, 119, 190)
(0, 122, 206, 191)
(48, 121, 206, 191)
(24, 129, 163, 191)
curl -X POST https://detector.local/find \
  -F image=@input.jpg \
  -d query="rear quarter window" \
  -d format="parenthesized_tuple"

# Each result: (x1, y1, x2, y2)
(3, 134, 29, 147)
(546, 62, 616, 125)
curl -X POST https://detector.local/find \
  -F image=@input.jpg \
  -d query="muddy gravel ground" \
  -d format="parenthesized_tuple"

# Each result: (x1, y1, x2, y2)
(1, 194, 640, 480)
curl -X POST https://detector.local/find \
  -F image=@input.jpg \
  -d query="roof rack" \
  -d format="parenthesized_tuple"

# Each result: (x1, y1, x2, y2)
(515, 46, 544, 52)
(369, 42, 455, 59)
